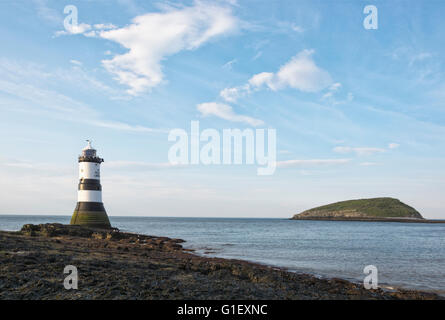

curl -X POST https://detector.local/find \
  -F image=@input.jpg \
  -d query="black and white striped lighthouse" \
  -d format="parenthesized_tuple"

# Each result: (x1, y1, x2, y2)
(70, 140, 111, 228)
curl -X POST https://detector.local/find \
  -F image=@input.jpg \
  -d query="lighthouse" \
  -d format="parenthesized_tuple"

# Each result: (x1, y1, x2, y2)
(70, 140, 111, 228)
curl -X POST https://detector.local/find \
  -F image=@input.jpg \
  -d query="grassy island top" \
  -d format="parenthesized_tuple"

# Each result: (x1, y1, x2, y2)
(294, 197, 423, 219)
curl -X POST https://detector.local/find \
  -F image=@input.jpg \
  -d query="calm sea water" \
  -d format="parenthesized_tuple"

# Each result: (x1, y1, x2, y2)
(1, 215, 444, 294)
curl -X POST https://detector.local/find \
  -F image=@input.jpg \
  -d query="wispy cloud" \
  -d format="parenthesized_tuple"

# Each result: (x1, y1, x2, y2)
(388, 143, 400, 149)
(334, 143, 401, 156)
(54, 22, 118, 37)
(93, 23, 117, 30)
(322, 82, 341, 99)
(274, 21, 305, 34)
(33, 0, 62, 25)
(222, 59, 237, 70)
(69, 59, 82, 66)
(359, 162, 379, 166)
(0, 156, 70, 173)
(54, 23, 92, 37)
(0, 59, 161, 133)
(390, 47, 435, 71)
(197, 102, 264, 126)
(252, 51, 262, 61)
(106, 161, 184, 170)
(277, 158, 351, 168)
(87, 120, 166, 133)
(290, 24, 304, 33)
(321, 82, 354, 105)
(0, 59, 112, 109)
(333, 146, 386, 156)
(409, 52, 433, 66)
(220, 49, 332, 102)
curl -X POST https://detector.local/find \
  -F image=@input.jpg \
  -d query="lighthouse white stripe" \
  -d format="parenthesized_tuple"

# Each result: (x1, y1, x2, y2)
(79, 162, 100, 180)
(78, 190, 102, 202)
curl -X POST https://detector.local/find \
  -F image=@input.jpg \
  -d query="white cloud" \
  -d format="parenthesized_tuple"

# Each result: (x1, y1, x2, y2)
(197, 102, 264, 126)
(106, 161, 183, 170)
(33, 0, 62, 25)
(222, 59, 237, 70)
(0, 158, 35, 169)
(220, 49, 332, 102)
(322, 92, 333, 99)
(275, 21, 305, 34)
(252, 51, 262, 61)
(255, 49, 332, 91)
(388, 143, 400, 149)
(83, 30, 98, 38)
(87, 120, 166, 133)
(99, 2, 238, 95)
(277, 158, 351, 168)
(329, 82, 342, 91)
(94, 23, 117, 30)
(334, 143, 401, 156)
(390, 47, 434, 67)
(220, 84, 250, 103)
(333, 146, 386, 156)
(69, 59, 82, 66)
(320, 82, 354, 106)
(360, 162, 379, 166)
(54, 23, 92, 37)
(322, 82, 342, 99)
(248, 72, 274, 88)
(55, 22, 119, 38)
(291, 24, 304, 33)
(409, 52, 433, 66)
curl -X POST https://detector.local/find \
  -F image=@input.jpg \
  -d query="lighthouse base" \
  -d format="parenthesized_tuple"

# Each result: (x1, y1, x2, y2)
(70, 202, 111, 229)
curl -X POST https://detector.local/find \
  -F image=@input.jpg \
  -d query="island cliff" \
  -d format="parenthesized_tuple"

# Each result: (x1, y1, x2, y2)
(292, 197, 427, 222)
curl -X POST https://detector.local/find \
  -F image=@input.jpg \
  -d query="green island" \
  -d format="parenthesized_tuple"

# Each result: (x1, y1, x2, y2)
(292, 197, 444, 223)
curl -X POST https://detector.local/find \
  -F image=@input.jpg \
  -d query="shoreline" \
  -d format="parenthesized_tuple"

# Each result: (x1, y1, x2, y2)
(0, 223, 442, 300)
(189, 244, 445, 297)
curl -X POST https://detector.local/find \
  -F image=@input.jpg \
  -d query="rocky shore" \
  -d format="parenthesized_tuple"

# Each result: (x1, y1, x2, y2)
(0, 223, 441, 300)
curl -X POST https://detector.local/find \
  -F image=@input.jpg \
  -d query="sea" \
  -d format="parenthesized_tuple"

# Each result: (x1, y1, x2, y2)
(1, 215, 444, 295)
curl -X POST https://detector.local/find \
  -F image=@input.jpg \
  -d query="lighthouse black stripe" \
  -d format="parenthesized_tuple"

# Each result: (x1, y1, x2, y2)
(78, 179, 102, 191)
(78, 184, 102, 191)
(78, 156, 104, 163)
(75, 202, 106, 212)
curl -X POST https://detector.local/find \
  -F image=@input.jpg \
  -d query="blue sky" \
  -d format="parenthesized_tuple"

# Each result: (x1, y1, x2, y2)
(1, 0, 444, 218)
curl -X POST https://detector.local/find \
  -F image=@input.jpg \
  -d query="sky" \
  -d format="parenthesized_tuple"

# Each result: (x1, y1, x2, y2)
(0, 0, 444, 218)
